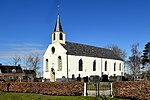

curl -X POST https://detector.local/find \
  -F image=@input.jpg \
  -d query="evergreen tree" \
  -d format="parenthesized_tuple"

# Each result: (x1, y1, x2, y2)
(141, 42, 150, 69)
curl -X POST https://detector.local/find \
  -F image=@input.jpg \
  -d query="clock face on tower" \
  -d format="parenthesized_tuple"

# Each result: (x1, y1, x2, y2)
(51, 47, 55, 54)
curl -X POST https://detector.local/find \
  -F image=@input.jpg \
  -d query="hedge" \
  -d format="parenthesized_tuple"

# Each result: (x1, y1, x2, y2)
(0, 82, 84, 96)
(113, 81, 150, 99)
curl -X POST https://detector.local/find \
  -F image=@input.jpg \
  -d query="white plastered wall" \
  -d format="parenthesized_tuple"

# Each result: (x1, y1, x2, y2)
(101, 58, 124, 77)
(43, 42, 67, 81)
(67, 55, 124, 79)
(67, 55, 102, 78)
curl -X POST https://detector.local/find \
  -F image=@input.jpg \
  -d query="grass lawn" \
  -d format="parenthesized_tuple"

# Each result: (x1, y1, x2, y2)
(0, 92, 128, 100)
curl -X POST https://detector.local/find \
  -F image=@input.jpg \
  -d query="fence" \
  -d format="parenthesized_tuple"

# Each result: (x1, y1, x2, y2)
(85, 82, 112, 97)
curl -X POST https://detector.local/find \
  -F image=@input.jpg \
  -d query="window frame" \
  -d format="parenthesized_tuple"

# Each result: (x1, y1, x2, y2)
(59, 33, 63, 40)
(79, 59, 83, 71)
(114, 62, 116, 71)
(93, 60, 96, 71)
(119, 63, 121, 71)
(58, 56, 62, 71)
(45, 59, 49, 72)
(104, 61, 107, 71)
(53, 33, 55, 40)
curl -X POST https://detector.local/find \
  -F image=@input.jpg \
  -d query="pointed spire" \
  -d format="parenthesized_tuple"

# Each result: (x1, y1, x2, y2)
(54, 15, 63, 32)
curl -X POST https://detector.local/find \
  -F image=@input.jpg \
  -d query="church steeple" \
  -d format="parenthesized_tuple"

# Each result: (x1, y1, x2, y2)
(52, 0, 65, 44)
(54, 15, 63, 32)
(52, 15, 66, 44)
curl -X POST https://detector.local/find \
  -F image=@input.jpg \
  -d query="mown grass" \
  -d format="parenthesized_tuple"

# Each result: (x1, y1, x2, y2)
(0, 92, 128, 100)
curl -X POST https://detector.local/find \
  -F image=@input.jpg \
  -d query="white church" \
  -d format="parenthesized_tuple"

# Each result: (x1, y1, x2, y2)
(43, 15, 124, 82)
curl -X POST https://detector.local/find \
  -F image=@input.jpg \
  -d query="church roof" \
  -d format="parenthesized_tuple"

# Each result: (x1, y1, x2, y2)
(62, 42, 123, 61)
(0, 64, 23, 73)
(54, 15, 63, 32)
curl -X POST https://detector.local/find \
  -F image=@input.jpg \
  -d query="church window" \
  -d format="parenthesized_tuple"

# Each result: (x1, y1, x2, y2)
(45, 59, 49, 72)
(93, 60, 96, 71)
(119, 63, 121, 71)
(58, 56, 62, 71)
(79, 59, 83, 71)
(53, 33, 55, 40)
(114, 62, 116, 71)
(105, 61, 107, 71)
(59, 33, 63, 40)
(51, 47, 55, 54)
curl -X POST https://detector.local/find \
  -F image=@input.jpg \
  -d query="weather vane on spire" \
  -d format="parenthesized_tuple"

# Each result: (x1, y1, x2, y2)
(57, 0, 61, 16)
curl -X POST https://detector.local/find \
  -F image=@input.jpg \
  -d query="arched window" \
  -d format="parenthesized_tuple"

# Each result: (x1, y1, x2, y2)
(114, 62, 116, 71)
(93, 60, 96, 71)
(58, 56, 62, 71)
(51, 47, 55, 54)
(45, 59, 49, 72)
(59, 33, 63, 40)
(119, 63, 121, 71)
(53, 33, 55, 40)
(105, 61, 107, 71)
(79, 59, 83, 71)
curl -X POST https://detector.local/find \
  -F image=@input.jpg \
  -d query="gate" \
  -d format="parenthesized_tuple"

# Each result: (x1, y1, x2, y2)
(86, 82, 112, 97)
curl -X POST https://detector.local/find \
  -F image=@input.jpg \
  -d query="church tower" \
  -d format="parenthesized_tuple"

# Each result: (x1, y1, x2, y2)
(52, 15, 66, 44)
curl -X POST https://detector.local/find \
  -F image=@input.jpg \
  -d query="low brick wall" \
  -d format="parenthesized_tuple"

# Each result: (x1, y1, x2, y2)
(113, 81, 150, 99)
(0, 82, 84, 96)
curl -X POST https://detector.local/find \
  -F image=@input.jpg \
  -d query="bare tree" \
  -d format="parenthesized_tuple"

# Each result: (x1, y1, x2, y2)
(127, 43, 141, 80)
(26, 55, 41, 74)
(12, 54, 21, 65)
(107, 44, 127, 60)
(107, 44, 129, 73)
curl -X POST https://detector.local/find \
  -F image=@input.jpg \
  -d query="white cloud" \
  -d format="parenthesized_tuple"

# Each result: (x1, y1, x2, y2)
(0, 43, 46, 59)
(0, 43, 46, 73)
(6, 43, 44, 47)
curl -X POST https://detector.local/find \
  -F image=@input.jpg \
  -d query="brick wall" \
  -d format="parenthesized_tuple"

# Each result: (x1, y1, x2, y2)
(113, 81, 150, 99)
(0, 82, 84, 96)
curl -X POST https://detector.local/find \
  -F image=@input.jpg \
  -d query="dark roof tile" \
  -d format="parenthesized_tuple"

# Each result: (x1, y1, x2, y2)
(0, 65, 23, 73)
(61, 42, 123, 61)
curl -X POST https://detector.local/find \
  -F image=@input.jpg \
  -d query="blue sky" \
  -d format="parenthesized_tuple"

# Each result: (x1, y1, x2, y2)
(0, 0, 150, 69)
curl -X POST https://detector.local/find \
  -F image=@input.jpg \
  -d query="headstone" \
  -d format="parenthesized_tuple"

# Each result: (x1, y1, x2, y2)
(90, 75, 100, 82)
(77, 74, 81, 81)
(62, 76, 66, 82)
(71, 74, 75, 81)
(83, 76, 88, 82)
(101, 75, 109, 82)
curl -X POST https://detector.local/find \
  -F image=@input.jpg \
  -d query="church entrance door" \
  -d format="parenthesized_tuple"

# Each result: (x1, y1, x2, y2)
(50, 68, 55, 82)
